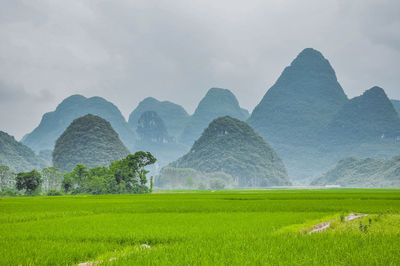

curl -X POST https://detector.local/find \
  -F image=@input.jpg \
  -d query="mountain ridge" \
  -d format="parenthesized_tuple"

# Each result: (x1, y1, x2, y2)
(180, 88, 250, 146)
(22, 94, 136, 152)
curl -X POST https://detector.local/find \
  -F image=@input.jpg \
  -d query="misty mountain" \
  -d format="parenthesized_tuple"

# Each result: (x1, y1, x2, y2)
(22, 95, 136, 153)
(0, 131, 49, 172)
(136, 111, 172, 143)
(169, 116, 291, 187)
(134, 111, 189, 170)
(248, 48, 348, 146)
(326, 86, 400, 145)
(246, 48, 348, 182)
(53, 114, 130, 172)
(245, 48, 400, 184)
(180, 88, 250, 146)
(311, 156, 400, 188)
(128, 97, 190, 138)
(392, 99, 400, 116)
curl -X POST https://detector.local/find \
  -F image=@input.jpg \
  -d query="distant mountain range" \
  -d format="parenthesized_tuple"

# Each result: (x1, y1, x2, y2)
(248, 48, 400, 183)
(22, 95, 136, 152)
(53, 114, 130, 172)
(128, 87, 249, 170)
(2, 47, 399, 188)
(311, 156, 400, 188)
(0, 131, 49, 172)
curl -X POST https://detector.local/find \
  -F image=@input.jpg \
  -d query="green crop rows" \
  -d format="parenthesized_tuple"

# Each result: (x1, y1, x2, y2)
(1, 189, 400, 265)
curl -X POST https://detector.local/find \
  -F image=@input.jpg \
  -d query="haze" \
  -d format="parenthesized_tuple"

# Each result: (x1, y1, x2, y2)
(1, 0, 400, 140)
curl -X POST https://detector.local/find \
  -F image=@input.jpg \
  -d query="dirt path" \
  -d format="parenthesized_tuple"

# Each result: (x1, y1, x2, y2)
(308, 213, 367, 234)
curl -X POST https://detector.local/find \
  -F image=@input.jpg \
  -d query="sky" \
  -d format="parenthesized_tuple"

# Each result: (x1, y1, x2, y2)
(0, 0, 399, 140)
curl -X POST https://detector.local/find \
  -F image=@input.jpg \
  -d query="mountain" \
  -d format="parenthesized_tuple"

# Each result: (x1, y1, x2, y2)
(0, 131, 49, 172)
(22, 95, 136, 152)
(311, 156, 400, 188)
(136, 111, 172, 143)
(128, 97, 189, 138)
(326, 87, 400, 145)
(134, 111, 189, 171)
(52, 114, 130, 172)
(180, 88, 250, 146)
(392, 99, 400, 117)
(248, 48, 348, 146)
(169, 116, 291, 187)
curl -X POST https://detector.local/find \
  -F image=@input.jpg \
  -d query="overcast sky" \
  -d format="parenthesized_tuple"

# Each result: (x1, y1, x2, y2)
(1, 0, 399, 140)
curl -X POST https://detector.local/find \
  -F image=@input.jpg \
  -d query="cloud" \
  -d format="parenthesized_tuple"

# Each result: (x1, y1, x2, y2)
(0, 80, 55, 140)
(0, 0, 399, 139)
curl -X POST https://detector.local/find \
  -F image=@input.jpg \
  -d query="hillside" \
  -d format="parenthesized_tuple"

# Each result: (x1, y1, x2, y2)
(128, 97, 189, 138)
(311, 156, 400, 188)
(53, 114, 130, 172)
(136, 111, 172, 143)
(0, 131, 49, 172)
(248, 48, 348, 146)
(326, 87, 400, 145)
(392, 99, 400, 116)
(169, 116, 290, 187)
(22, 95, 136, 152)
(180, 88, 249, 146)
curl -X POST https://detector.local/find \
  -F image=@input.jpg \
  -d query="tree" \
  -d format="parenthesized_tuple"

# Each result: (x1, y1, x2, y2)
(62, 164, 89, 193)
(41, 167, 63, 192)
(84, 175, 105, 195)
(15, 170, 42, 195)
(62, 174, 73, 193)
(71, 164, 89, 186)
(0, 165, 15, 192)
(110, 152, 156, 193)
(150, 176, 154, 192)
(59, 152, 156, 195)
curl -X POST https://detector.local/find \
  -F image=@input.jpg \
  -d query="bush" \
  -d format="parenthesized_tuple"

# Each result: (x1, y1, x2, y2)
(0, 189, 18, 197)
(47, 190, 63, 196)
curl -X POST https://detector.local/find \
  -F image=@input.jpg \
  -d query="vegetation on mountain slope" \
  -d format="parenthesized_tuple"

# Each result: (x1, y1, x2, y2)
(169, 116, 290, 187)
(311, 156, 400, 187)
(0, 131, 48, 172)
(53, 114, 130, 172)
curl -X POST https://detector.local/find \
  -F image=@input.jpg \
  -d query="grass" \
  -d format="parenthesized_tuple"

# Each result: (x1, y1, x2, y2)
(0, 189, 399, 265)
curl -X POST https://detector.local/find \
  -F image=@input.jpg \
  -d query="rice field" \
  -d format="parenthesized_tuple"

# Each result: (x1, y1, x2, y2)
(1, 189, 400, 265)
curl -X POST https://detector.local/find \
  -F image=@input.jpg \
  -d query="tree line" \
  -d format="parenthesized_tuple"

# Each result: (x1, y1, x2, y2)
(0, 151, 156, 196)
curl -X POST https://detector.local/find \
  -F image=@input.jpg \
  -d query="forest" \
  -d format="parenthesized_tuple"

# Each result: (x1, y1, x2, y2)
(0, 151, 156, 196)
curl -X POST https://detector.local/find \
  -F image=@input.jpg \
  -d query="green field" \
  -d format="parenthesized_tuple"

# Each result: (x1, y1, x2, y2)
(1, 189, 400, 265)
